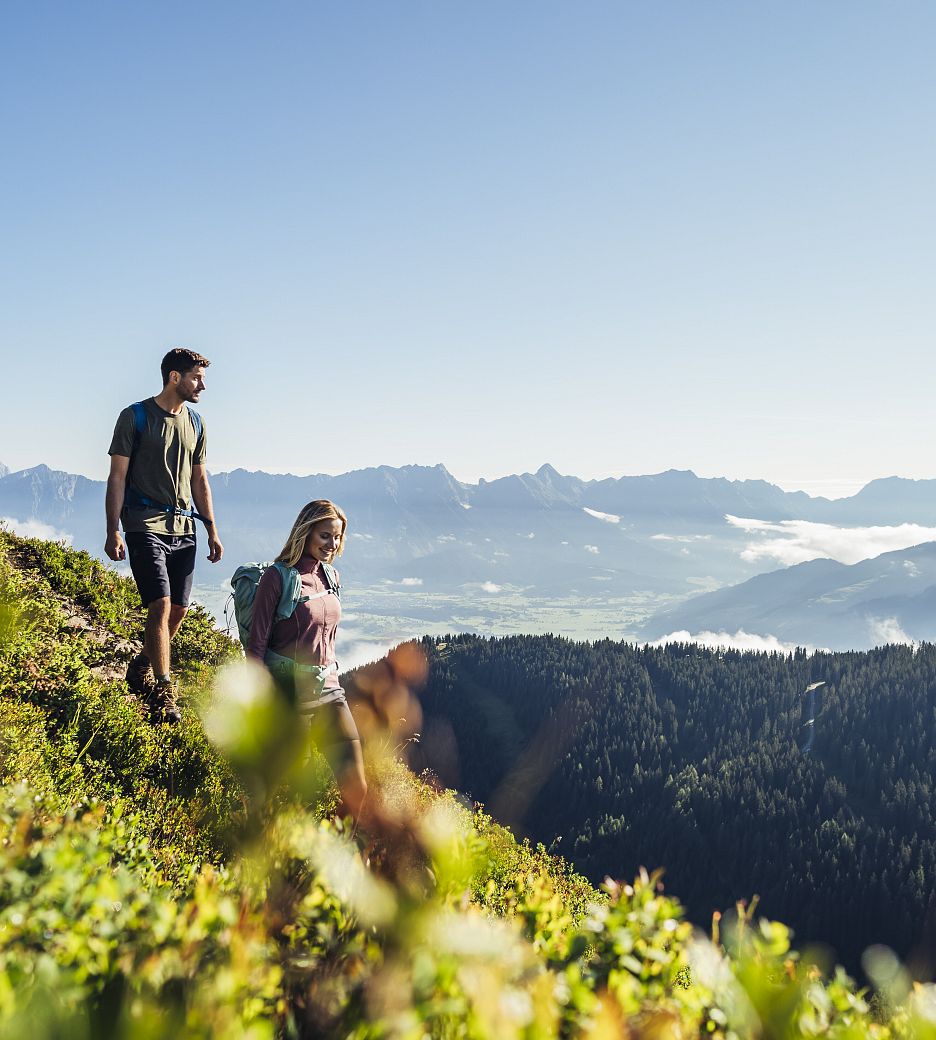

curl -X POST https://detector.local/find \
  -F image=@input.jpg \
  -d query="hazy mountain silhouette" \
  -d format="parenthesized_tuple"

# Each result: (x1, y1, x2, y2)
(3, 461, 935, 646)
(639, 541, 936, 649)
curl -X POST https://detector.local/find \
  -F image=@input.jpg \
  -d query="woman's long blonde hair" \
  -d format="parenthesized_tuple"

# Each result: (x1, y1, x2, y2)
(276, 499, 348, 568)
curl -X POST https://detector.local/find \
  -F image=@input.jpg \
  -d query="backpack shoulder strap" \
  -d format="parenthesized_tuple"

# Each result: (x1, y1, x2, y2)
(130, 401, 147, 455)
(271, 562, 309, 619)
(320, 562, 341, 599)
(186, 405, 203, 444)
(131, 401, 147, 432)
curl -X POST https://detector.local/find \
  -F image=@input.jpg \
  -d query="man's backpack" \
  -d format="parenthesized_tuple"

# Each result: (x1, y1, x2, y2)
(228, 561, 341, 650)
(123, 401, 211, 524)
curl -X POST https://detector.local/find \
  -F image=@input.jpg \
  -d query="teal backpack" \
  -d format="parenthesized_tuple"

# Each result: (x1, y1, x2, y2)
(228, 561, 341, 650)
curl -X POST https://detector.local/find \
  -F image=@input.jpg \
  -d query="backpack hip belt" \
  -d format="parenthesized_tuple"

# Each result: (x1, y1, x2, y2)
(122, 484, 213, 525)
(264, 652, 340, 704)
(264, 652, 338, 678)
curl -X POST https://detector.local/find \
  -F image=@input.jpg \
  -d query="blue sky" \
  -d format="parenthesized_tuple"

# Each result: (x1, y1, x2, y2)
(2, 2, 934, 496)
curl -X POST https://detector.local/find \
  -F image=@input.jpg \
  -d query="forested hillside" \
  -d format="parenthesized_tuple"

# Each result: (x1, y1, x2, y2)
(411, 634, 936, 976)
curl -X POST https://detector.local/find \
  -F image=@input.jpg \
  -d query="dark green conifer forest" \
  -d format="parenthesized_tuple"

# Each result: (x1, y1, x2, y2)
(411, 635, 936, 976)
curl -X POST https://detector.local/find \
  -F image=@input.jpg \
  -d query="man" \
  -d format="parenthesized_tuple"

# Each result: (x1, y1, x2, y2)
(105, 348, 224, 723)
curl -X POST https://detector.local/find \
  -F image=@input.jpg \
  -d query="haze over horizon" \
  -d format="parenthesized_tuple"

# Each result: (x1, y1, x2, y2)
(5, 453, 936, 654)
(0, 454, 908, 503)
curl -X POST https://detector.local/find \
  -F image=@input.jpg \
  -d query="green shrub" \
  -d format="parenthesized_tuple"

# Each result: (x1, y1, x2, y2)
(1, 532, 143, 640)
(3, 531, 935, 1038)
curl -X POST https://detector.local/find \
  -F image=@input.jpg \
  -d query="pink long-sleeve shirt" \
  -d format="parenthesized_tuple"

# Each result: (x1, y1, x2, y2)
(246, 555, 342, 693)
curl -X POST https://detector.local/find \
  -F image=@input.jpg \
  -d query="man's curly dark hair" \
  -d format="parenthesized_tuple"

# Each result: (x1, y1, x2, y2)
(160, 348, 211, 386)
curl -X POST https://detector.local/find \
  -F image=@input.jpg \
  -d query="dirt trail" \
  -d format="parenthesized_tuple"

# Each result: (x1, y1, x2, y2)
(4, 539, 141, 687)
(55, 598, 139, 684)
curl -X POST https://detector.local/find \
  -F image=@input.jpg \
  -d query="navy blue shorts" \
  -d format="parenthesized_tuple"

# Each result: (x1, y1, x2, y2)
(126, 532, 196, 607)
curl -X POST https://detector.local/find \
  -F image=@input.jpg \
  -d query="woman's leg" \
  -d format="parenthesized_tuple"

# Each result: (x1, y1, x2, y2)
(312, 698, 368, 825)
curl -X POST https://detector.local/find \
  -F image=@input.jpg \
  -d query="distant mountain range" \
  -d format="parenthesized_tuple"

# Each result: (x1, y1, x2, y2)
(638, 541, 936, 650)
(2, 460, 935, 648)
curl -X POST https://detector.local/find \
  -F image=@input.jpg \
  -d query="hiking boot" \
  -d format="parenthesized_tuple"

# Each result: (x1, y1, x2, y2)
(125, 653, 155, 696)
(146, 678, 182, 726)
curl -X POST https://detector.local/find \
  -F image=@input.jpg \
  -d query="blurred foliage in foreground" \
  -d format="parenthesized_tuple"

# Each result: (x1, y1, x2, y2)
(1, 529, 935, 1038)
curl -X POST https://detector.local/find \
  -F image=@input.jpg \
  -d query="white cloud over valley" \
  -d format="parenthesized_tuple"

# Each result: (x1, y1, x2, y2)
(726, 516, 936, 566)
(647, 628, 823, 654)
(0, 517, 72, 543)
(338, 633, 397, 672)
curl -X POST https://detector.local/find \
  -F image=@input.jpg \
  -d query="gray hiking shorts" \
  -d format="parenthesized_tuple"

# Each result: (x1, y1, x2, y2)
(126, 532, 196, 607)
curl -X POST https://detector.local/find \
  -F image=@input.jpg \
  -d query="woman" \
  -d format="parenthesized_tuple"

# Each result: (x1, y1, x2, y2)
(247, 499, 367, 824)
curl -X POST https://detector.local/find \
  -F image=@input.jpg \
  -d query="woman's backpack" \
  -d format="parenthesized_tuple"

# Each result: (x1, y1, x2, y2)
(227, 561, 340, 649)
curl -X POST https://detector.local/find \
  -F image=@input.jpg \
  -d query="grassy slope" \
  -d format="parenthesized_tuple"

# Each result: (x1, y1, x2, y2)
(0, 530, 925, 1039)
(0, 531, 241, 870)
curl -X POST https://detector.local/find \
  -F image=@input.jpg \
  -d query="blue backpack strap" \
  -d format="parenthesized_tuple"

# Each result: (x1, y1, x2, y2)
(130, 401, 147, 453)
(124, 402, 148, 510)
(186, 405, 203, 445)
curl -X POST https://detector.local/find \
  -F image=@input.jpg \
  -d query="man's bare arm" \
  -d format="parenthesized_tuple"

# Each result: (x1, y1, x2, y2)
(191, 463, 223, 563)
(105, 455, 129, 561)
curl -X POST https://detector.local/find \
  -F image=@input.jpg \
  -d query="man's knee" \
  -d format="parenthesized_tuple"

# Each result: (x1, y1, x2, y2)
(146, 597, 172, 622)
(168, 603, 188, 624)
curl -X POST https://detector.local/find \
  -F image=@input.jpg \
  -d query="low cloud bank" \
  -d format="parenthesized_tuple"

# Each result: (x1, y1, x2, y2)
(726, 516, 936, 566)
(0, 517, 73, 543)
(647, 628, 822, 654)
(650, 621, 917, 653)
(339, 635, 398, 673)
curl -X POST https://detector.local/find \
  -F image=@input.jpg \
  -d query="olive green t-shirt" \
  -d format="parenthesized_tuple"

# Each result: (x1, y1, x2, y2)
(108, 398, 208, 536)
